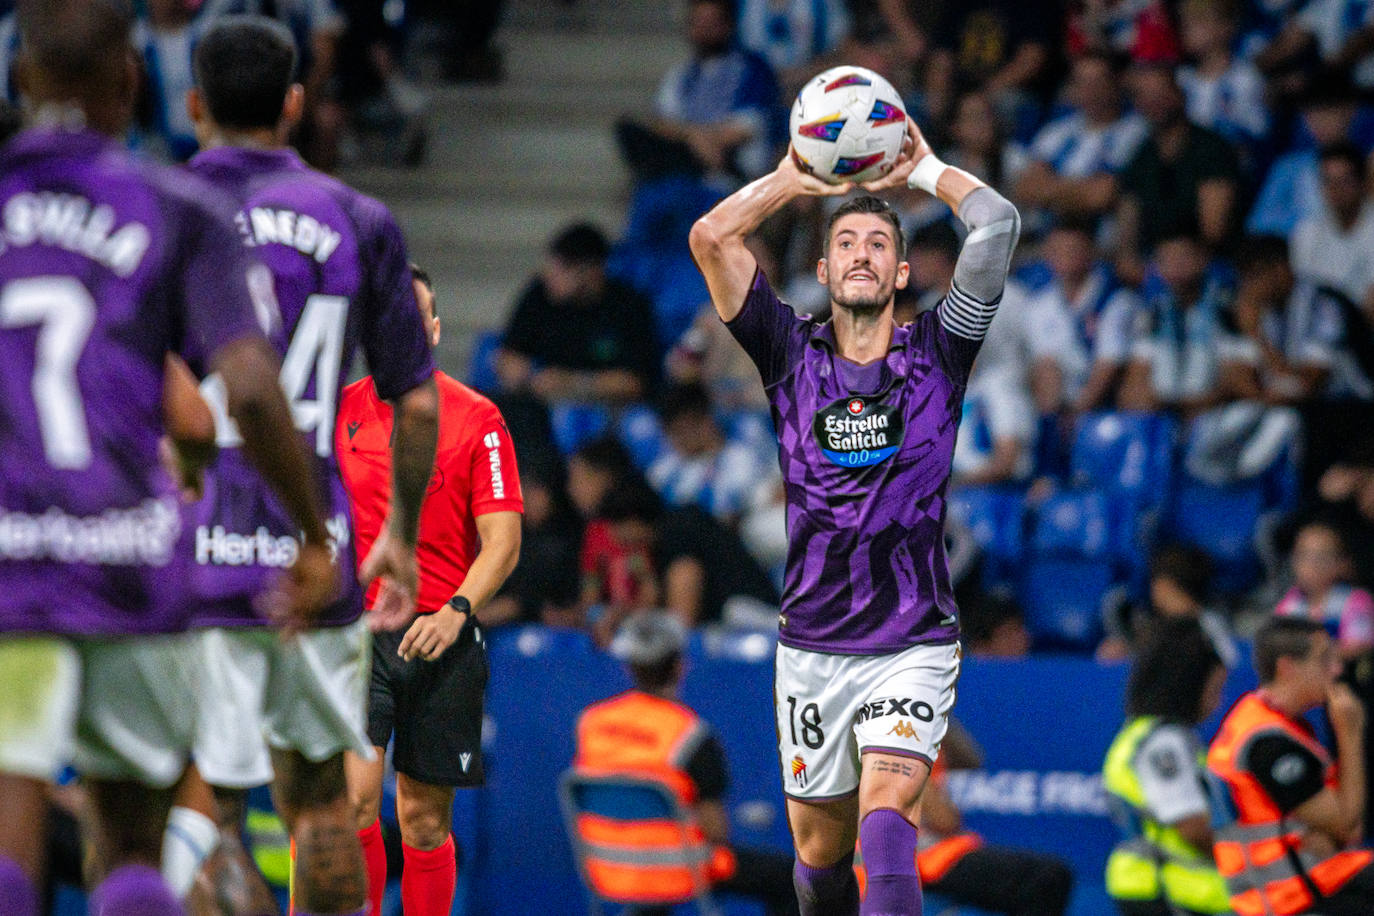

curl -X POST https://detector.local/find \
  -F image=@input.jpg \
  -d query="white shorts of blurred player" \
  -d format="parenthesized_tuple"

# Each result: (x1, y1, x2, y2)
(774, 641, 960, 801)
(190, 619, 374, 790)
(0, 634, 201, 789)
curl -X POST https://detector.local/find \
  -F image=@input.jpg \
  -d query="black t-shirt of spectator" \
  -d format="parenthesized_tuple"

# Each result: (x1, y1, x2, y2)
(1243, 731, 1328, 814)
(502, 277, 661, 390)
(656, 506, 780, 624)
(684, 730, 730, 802)
(935, 0, 1049, 86)
(1120, 124, 1239, 251)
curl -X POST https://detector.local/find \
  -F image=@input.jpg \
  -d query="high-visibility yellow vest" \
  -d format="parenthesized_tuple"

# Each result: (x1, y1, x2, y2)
(1103, 716, 1232, 914)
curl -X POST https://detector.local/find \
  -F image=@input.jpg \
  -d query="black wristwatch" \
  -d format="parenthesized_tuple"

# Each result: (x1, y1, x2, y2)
(446, 595, 472, 617)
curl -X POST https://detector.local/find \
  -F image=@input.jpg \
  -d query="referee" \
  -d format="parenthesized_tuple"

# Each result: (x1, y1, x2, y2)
(337, 265, 523, 916)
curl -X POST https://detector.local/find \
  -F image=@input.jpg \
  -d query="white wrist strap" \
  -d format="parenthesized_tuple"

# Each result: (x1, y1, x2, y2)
(908, 155, 947, 196)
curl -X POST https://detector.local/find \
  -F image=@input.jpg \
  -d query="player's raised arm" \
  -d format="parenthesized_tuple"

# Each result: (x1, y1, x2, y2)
(689, 150, 852, 323)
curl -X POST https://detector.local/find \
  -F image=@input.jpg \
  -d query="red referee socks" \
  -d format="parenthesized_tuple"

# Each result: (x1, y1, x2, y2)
(401, 835, 456, 916)
(358, 819, 388, 916)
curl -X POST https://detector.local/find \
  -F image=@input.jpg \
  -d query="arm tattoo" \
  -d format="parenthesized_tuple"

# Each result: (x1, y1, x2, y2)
(868, 759, 920, 779)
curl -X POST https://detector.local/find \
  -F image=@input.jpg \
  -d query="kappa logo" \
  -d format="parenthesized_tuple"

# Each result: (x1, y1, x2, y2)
(346, 421, 361, 440)
(460, 752, 473, 773)
(886, 721, 918, 740)
(791, 755, 808, 787)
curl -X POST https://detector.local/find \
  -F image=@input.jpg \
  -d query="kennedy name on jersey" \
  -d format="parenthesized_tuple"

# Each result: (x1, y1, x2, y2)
(238, 206, 342, 264)
(0, 192, 149, 277)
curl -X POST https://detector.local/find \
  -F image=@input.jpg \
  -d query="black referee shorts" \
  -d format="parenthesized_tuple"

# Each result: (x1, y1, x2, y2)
(367, 616, 488, 787)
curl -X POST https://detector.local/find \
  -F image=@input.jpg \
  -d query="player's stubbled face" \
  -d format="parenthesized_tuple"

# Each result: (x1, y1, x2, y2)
(822, 214, 907, 314)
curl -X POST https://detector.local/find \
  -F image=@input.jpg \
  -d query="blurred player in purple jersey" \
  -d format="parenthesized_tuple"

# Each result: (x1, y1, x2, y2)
(0, 2, 344, 915)
(689, 119, 1020, 916)
(156, 15, 441, 916)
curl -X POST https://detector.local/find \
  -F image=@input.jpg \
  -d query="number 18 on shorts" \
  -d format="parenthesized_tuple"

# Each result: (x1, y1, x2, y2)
(775, 641, 960, 800)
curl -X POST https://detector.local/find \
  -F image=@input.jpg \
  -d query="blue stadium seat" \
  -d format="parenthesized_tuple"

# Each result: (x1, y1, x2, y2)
(617, 403, 666, 470)
(948, 484, 1026, 590)
(466, 328, 504, 394)
(1019, 489, 1120, 652)
(1166, 478, 1267, 596)
(551, 403, 612, 456)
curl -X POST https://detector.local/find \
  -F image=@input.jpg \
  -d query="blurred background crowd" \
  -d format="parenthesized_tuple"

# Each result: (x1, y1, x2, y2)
(32, 0, 1374, 667)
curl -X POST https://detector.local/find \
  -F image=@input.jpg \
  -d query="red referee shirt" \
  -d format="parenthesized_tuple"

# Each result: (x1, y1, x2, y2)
(336, 371, 524, 615)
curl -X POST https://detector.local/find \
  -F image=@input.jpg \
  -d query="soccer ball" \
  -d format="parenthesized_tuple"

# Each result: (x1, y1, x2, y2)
(789, 66, 907, 185)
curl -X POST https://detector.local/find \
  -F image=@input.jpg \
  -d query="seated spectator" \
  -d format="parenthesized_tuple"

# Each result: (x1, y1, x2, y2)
(1025, 217, 1143, 416)
(1114, 65, 1241, 281)
(665, 303, 771, 411)
(1230, 234, 1374, 404)
(922, 0, 1053, 131)
(1176, 0, 1270, 156)
(484, 469, 582, 627)
(951, 362, 1037, 488)
(898, 89, 1028, 233)
(1118, 232, 1249, 415)
(616, 0, 781, 186)
(901, 221, 960, 315)
(1248, 78, 1363, 237)
(1098, 542, 1239, 667)
(496, 223, 660, 406)
(572, 610, 800, 916)
(1065, 0, 1181, 64)
(1290, 143, 1374, 307)
(1257, 0, 1374, 94)
(1015, 52, 1148, 221)
(959, 590, 1032, 658)
(580, 483, 663, 646)
(567, 437, 638, 522)
(591, 481, 779, 633)
(736, 0, 850, 97)
(1276, 517, 1374, 658)
(647, 382, 776, 526)
(136, 0, 210, 161)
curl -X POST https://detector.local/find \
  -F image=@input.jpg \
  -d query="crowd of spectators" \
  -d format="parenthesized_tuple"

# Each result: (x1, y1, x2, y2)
(470, 0, 1374, 667)
(0, 0, 509, 168)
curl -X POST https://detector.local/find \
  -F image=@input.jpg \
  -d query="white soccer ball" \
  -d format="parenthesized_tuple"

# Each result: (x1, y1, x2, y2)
(788, 66, 907, 185)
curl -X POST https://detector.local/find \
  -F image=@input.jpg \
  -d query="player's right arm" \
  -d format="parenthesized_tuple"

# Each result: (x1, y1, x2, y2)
(689, 150, 852, 322)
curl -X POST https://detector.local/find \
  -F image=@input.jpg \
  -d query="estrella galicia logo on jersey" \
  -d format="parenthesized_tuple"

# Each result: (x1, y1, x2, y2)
(813, 396, 904, 468)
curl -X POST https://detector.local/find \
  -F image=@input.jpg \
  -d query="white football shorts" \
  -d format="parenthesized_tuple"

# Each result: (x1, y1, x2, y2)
(774, 640, 960, 800)
(191, 619, 374, 789)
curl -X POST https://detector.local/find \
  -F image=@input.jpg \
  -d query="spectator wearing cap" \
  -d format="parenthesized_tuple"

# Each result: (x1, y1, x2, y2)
(495, 223, 661, 407)
(571, 610, 799, 916)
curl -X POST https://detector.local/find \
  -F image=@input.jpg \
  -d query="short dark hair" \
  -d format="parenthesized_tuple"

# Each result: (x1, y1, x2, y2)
(825, 196, 906, 259)
(1319, 142, 1367, 181)
(597, 479, 664, 524)
(658, 382, 714, 425)
(18, 0, 133, 90)
(1126, 617, 1224, 722)
(1253, 617, 1325, 683)
(908, 221, 960, 262)
(410, 263, 432, 291)
(193, 16, 297, 131)
(1234, 234, 1289, 274)
(550, 222, 610, 265)
(1150, 542, 1214, 604)
(1047, 213, 1099, 240)
(572, 436, 635, 482)
(629, 655, 682, 691)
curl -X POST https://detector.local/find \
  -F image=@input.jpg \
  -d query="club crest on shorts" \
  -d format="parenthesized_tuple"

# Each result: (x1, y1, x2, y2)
(791, 755, 808, 787)
(813, 395, 904, 468)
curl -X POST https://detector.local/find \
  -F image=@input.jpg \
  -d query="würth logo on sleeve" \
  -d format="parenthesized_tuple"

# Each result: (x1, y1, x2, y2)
(483, 431, 505, 498)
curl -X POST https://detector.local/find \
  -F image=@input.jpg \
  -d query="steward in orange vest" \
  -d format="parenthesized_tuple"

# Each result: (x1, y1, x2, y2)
(1207, 618, 1374, 916)
(571, 611, 797, 916)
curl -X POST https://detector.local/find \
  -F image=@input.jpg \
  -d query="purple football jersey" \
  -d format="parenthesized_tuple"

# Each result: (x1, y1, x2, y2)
(726, 271, 979, 654)
(185, 146, 434, 628)
(0, 127, 266, 637)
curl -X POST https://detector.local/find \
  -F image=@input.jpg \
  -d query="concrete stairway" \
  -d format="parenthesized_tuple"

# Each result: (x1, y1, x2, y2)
(341, 0, 686, 374)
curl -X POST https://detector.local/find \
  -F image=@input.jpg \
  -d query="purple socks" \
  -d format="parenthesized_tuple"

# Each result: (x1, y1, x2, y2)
(87, 864, 183, 916)
(794, 849, 859, 916)
(0, 855, 37, 916)
(859, 808, 922, 916)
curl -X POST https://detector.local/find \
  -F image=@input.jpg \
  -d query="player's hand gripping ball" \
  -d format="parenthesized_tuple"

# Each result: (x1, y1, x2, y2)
(789, 65, 908, 185)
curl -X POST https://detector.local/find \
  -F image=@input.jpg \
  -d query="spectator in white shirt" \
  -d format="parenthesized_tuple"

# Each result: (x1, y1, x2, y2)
(1025, 217, 1143, 416)
(1177, 0, 1270, 152)
(1289, 143, 1374, 307)
(736, 0, 849, 95)
(1015, 51, 1148, 219)
(952, 363, 1038, 487)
